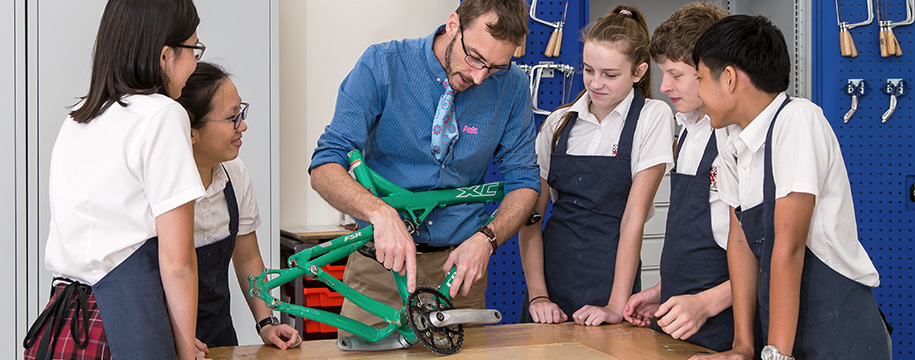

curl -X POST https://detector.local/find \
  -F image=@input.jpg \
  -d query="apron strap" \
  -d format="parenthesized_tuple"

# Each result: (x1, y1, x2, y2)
(672, 129, 689, 173)
(221, 164, 240, 237)
(554, 113, 579, 154)
(762, 97, 793, 207)
(696, 131, 718, 174)
(616, 88, 645, 158)
(23, 278, 92, 360)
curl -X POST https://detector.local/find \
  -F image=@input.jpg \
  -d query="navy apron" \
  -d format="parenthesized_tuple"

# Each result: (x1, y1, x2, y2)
(735, 98, 891, 359)
(529, 89, 645, 319)
(658, 129, 734, 352)
(92, 238, 176, 359)
(195, 168, 241, 347)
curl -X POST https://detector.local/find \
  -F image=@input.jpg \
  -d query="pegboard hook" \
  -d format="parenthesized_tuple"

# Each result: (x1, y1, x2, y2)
(881, 79, 907, 123)
(843, 79, 867, 123)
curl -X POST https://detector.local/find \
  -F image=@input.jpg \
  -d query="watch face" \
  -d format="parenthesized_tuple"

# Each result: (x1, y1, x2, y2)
(761, 346, 776, 360)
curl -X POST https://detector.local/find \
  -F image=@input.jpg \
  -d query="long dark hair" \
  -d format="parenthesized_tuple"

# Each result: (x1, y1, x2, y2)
(176, 62, 231, 130)
(551, 5, 652, 153)
(70, 0, 199, 123)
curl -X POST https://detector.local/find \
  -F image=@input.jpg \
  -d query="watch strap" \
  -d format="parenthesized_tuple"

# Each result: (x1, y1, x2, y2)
(255, 315, 279, 334)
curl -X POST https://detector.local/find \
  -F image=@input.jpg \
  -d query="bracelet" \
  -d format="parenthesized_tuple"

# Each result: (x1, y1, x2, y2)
(529, 295, 550, 305)
(476, 225, 498, 254)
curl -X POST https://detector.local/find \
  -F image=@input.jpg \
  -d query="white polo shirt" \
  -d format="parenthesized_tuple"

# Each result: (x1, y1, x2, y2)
(194, 157, 262, 248)
(674, 111, 729, 250)
(715, 92, 879, 287)
(536, 89, 675, 218)
(46, 94, 205, 285)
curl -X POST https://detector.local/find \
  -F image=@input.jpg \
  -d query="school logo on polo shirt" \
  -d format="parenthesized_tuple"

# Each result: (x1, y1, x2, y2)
(710, 165, 718, 192)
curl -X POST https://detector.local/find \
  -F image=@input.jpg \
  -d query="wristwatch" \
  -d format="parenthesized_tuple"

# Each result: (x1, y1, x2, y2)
(761, 345, 795, 360)
(476, 225, 498, 254)
(255, 315, 279, 335)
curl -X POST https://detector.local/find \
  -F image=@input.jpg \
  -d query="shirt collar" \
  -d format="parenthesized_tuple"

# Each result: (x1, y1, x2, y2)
(738, 92, 788, 153)
(675, 110, 708, 131)
(205, 163, 229, 196)
(424, 25, 449, 82)
(570, 88, 635, 124)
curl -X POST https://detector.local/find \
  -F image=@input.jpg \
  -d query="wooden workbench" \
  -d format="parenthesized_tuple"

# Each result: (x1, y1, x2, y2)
(209, 322, 714, 359)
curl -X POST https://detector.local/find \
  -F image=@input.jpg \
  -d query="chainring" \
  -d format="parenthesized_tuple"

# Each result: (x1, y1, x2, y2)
(405, 286, 464, 355)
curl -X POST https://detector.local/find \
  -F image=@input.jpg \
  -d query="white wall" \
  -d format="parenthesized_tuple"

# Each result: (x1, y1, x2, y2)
(4, 0, 21, 357)
(278, 1, 458, 228)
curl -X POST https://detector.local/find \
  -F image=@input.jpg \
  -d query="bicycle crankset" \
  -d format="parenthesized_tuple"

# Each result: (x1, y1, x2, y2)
(406, 286, 464, 355)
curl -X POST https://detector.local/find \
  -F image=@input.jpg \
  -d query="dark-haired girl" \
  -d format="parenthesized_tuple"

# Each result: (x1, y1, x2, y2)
(176, 62, 302, 355)
(24, 0, 204, 358)
(519, 5, 673, 326)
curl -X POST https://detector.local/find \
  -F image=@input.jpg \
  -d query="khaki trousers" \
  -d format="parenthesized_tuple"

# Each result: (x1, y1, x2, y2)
(337, 249, 487, 337)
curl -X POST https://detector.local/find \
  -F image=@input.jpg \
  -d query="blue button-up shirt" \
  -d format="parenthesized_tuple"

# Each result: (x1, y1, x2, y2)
(310, 26, 539, 246)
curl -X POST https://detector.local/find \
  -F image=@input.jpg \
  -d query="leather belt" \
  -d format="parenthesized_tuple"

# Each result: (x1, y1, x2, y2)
(415, 243, 454, 254)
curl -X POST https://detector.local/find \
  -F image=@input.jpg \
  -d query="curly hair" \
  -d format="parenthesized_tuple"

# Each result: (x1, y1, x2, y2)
(650, 2, 728, 66)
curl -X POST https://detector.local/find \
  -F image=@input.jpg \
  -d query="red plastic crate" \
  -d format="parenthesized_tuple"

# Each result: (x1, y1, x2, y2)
(304, 287, 344, 307)
(305, 264, 346, 282)
(304, 319, 337, 333)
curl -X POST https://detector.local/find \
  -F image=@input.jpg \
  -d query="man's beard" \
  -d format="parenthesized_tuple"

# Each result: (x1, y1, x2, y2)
(444, 35, 473, 92)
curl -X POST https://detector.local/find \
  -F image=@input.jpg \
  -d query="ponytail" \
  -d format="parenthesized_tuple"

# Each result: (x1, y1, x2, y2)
(582, 5, 652, 98)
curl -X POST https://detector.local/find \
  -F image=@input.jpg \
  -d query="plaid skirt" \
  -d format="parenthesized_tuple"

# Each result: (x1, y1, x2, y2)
(24, 280, 111, 360)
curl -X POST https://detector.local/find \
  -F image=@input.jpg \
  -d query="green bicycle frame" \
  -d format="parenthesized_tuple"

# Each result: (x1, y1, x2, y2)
(248, 149, 504, 343)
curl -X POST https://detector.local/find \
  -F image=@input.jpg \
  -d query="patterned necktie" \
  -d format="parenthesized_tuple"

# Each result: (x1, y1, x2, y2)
(431, 79, 458, 161)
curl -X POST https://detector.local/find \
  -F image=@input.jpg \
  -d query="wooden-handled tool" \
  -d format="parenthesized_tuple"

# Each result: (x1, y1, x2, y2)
(836, 0, 871, 58)
(888, 28, 903, 56)
(839, 23, 858, 57)
(544, 0, 567, 58)
(545, 28, 559, 57)
(876, 0, 903, 57)
(514, 34, 526, 58)
(551, 25, 563, 57)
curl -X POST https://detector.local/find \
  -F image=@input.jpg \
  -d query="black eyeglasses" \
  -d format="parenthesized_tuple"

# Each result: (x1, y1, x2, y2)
(458, 24, 511, 74)
(202, 102, 248, 129)
(173, 41, 206, 61)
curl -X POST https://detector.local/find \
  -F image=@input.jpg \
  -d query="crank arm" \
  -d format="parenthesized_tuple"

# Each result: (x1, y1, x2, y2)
(336, 333, 412, 351)
(428, 309, 502, 327)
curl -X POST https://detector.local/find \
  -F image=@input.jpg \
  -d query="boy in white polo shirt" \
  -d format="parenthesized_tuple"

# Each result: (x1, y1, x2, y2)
(622, 3, 733, 353)
(689, 15, 891, 360)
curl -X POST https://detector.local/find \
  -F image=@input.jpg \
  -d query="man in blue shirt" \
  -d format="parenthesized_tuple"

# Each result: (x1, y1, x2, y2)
(309, 0, 538, 334)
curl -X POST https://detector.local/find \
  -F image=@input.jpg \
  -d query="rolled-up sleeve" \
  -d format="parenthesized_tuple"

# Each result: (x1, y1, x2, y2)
(493, 79, 540, 195)
(309, 46, 385, 173)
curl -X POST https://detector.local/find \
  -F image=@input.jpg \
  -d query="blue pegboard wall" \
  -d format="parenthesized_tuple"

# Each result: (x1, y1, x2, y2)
(485, 0, 587, 324)
(815, 0, 914, 357)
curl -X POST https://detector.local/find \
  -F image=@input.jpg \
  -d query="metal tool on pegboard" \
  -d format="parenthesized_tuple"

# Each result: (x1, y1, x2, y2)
(836, 0, 873, 57)
(525, 62, 575, 115)
(880, 78, 907, 122)
(843, 79, 868, 122)
(529, 0, 567, 58)
(876, 0, 913, 57)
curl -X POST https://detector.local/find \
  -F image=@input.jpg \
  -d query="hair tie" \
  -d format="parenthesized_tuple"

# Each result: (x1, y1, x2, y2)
(619, 9, 633, 17)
